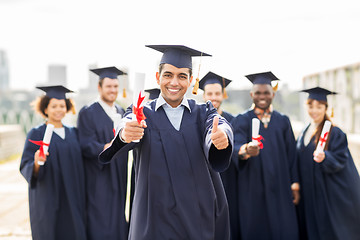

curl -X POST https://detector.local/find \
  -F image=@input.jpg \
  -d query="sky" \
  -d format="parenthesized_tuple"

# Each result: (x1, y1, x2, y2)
(1, 0, 360, 92)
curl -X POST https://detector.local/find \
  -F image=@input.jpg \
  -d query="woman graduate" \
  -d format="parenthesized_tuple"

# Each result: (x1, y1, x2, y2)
(20, 85, 86, 240)
(297, 87, 360, 240)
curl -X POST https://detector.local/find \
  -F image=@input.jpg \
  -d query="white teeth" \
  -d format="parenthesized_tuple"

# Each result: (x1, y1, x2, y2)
(168, 89, 179, 93)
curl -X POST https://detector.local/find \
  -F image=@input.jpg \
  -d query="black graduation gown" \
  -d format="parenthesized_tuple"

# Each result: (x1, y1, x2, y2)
(99, 100, 234, 240)
(20, 124, 86, 240)
(296, 125, 360, 240)
(231, 109, 299, 240)
(77, 102, 132, 240)
(220, 111, 239, 240)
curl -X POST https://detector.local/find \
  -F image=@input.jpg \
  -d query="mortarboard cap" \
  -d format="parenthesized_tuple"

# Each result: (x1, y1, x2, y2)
(300, 87, 337, 102)
(90, 66, 126, 79)
(245, 71, 279, 85)
(145, 45, 211, 69)
(199, 71, 232, 90)
(36, 85, 73, 100)
(145, 88, 160, 100)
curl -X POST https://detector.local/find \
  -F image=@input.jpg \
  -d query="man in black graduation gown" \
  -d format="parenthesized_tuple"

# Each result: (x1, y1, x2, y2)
(77, 67, 132, 240)
(231, 72, 299, 239)
(199, 72, 239, 240)
(100, 45, 234, 240)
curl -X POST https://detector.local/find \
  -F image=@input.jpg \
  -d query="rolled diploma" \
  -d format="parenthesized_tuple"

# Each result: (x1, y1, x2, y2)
(315, 120, 331, 153)
(252, 118, 260, 145)
(38, 123, 54, 165)
(132, 73, 146, 143)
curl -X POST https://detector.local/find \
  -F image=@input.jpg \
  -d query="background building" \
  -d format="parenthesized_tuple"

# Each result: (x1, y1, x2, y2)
(0, 50, 9, 90)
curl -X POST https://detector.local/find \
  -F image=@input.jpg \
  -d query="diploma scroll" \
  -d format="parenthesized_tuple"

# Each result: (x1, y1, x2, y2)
(132, 73, 146, 143)
(251, 118, 264, 149)
(39, 123, 54, 165)
(315, 120, 331, 153)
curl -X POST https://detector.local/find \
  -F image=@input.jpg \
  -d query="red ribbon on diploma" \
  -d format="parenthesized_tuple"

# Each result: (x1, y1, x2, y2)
(29, 139, 49, 158)
(252, 135, 264, 149)
(319, 132, 328, 147)
(133, 92, 146, 124)
(113, 128, 116, 137)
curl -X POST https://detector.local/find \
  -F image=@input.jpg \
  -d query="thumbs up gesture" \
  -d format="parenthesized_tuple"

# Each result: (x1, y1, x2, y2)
(211, 116, 229, 150)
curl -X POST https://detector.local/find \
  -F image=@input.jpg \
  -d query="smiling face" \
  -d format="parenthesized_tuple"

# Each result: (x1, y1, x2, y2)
(307, 99, 327, 124)
(44, 98, 67, 123)
(250, 84, 275, 110)
(203, 83, 224, 109)
(98, 77, 119, 105)
(156, 64, 193, 108)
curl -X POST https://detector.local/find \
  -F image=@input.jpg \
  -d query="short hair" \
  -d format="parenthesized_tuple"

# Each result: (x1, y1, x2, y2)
(32, 95, 75, 118)
(158, 63, 193, 77)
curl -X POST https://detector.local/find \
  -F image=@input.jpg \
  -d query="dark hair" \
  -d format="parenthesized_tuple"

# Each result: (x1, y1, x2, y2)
(307, 98, 332, 150)
(33, 96, 75, 118)
(158, 63, 193, 76)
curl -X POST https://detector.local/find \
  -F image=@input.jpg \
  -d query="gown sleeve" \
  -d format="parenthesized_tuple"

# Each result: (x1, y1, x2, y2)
(230, 114, 249, 170)
(19, 128, 46, 188)
(99, 106, 137, 164)
(283, 116, 299, 183)
(320, 127, 351, 174)
(204, 101, 234, 172)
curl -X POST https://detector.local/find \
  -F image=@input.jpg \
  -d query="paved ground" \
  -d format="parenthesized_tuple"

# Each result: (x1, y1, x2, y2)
(0, 157, 31, 240)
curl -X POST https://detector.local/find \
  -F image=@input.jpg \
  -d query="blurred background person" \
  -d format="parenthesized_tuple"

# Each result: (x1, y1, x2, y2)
(20, 85, 86, 240)
(297, 87, 360, 240)
(231, 72, 299, 240)
(199, 71, 239, 240)
(77, 66, 133, 240)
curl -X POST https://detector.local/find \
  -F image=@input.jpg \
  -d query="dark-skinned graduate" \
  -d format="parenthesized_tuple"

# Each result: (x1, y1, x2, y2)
(20, 85, 86, 240)
(77, 67, 133, 240)
(231, 72, 299, 240)
(199, 71, 239, 240)
(99, 45, 234, 240)
(296, 87, 360, 240)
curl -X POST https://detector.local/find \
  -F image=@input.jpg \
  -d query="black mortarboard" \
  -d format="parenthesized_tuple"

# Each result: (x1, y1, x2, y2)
(245, 71, 279, 85)
(145, 88, 160, 100)
(199, 71, 232, 90)
(90, 66, 125, 79)
(300, 87, 337, 102)
(145, 45, 211, 69)
(36, 85, 73, 99)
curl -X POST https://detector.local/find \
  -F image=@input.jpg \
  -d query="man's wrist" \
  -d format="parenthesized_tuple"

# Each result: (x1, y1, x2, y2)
(119, 128, 127, 143)
(238, 143, 250, 160)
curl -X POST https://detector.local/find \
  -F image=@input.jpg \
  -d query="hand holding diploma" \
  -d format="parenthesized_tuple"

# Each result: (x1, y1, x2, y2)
(211, 116, 229, 150)
(121, 120, 147, 143)
(313, 120, 331, 163)
(29, 123, 54, 166)
(131, 73, 147, 142)
(251, 118, 264, 149)
(243, 118, 263, 157)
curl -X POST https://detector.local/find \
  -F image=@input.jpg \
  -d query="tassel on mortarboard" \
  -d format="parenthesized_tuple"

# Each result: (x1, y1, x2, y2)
(123, 88, 127, 98)
(331, 107, 334, 118)
(272, 82, 279, 92)
(192, 77, 200, 95)
(192, 52, 203, 95)
(222, 77, 228, 99)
